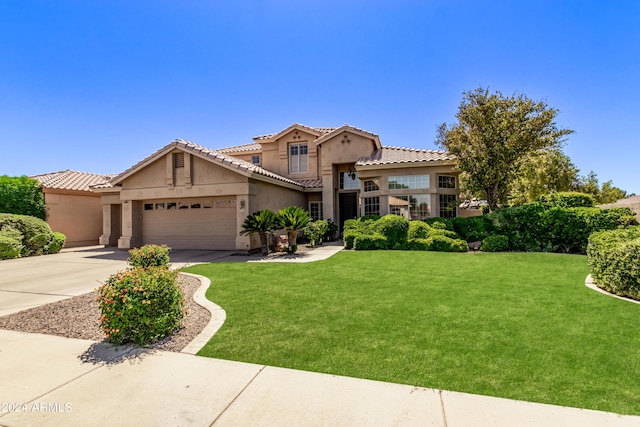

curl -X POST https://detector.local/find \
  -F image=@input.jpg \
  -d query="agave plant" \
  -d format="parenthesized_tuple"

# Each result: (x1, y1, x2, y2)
(239, 209, 280, 255)
(277, 206, 311, 253)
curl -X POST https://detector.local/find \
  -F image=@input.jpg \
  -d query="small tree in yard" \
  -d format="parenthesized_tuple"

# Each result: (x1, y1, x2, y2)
(278, 206, 311, 253)
(239, 209, 280, 255)
(436, 87, 574, 212)
(0, 176, 47, 220)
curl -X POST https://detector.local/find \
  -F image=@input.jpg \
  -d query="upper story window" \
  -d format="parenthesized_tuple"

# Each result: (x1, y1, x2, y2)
(388, 175, 430, 190)
(251, 155, 261, 165)
(289, 143, 308, 174)
(340, 171, 360, 190)
(363, 179, 380, 192)
(438, 175, 456, 189)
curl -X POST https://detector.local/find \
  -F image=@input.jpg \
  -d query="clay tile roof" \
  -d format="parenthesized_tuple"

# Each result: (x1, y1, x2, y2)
(292, 178, 323, 189)
(253, 125, 338, 141)
(32, 170, 116, 192)
(173, 139, 304, 188)
(355, 146, 454, 166)
(217, 142, 262, 153)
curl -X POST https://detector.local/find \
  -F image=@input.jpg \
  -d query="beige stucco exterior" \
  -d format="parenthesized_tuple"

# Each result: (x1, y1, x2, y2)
(95, 123, 480, 251)
(43, 189, 103, 247)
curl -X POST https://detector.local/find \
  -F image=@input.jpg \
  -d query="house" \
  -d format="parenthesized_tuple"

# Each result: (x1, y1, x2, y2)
(92, 123, 478, 251)
(32, 170, 116, 247)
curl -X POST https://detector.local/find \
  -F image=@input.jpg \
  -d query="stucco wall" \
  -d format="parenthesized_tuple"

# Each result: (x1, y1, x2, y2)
(44, 190, 102, 247)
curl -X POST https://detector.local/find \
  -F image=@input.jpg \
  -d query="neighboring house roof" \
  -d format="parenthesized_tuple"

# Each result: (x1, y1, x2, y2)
(32, 170, 115, 192)
(108, 139, 308, 190)
(355, 146, 454, 167)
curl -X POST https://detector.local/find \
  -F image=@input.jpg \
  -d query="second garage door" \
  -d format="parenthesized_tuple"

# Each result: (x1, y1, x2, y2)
(141, 198, 237, 250)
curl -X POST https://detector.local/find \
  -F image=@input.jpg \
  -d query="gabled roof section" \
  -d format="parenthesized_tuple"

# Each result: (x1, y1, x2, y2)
(355, 146, 454, 167)
(253, 124, 338, 142)
(32, 170, 115, 192)
(109, 139, 305, 189)
(314, 124, 382, 150)
(217, 142, 262, 154)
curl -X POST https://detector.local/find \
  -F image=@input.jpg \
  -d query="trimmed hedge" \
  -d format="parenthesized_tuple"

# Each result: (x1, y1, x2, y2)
(490, 204, 637, 253)
(353, 233, 387, 250)
(46, 232, 66, 254)
(451, 216, 495, 242)
(0, 213, 64, 257)
(409, 235, 468, 252)
(538, 192, 595, 208)
(0, 235, 22, 259)
(374, 215, 410, 249)
(588, 226, 640, 300)
(480, 235, 509, 252)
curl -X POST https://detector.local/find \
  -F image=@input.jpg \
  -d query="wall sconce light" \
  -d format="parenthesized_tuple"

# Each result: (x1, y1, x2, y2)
(347, 165, 357, 180)
(239, 199, 246, 213)
(123, 200, 129, 205)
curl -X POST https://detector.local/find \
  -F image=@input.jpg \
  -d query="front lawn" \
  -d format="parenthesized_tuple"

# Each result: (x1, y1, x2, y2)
(183, 251, 640, 415)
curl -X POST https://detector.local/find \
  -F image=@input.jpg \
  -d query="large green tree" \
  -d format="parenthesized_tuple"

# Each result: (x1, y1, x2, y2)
(508, 148, 579, 205)
(0, 176, 47, 220)
(436, 87, 574, 211)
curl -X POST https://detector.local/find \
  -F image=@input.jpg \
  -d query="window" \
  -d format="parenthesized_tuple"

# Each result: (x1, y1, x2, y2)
(178, 201, 189, 209)
(309, 201, 323, 221)
(388, 175, 430, 190)
(191, 202, 201, 209)
(155, 202, 165, 210)
(363, 197, 380, 216)
(339, 171, 360, 190)
(389, 195, 431, 220)
(203, 201, 213, 209)
(439, 194, 457, 218)
(173, 152, 185, 168)
(289, 143, 308, 173)
(167, 202, 177, 210)
(363, 179, 380, 192)
(438, 175, 456, 189)
(251, 155, 261, 165)
(144, 203, 154, 211)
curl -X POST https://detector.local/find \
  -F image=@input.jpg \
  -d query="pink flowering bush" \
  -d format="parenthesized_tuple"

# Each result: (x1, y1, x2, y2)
(97, 246, 184, 346)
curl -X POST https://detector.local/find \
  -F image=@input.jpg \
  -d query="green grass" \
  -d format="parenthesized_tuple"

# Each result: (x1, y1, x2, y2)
(183, 251, 640, 415)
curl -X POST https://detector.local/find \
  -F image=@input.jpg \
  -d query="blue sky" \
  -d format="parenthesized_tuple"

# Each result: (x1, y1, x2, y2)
(1, 0, 638, 193)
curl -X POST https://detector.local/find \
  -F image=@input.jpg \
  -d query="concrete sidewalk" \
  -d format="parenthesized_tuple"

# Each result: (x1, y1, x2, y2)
(1, 329, 638, 427)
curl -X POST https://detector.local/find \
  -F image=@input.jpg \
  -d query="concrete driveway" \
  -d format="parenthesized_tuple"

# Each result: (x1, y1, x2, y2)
(0, 246, 235, 316)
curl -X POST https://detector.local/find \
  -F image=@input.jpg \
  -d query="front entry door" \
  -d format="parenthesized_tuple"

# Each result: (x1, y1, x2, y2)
(339, 192, 358, 233)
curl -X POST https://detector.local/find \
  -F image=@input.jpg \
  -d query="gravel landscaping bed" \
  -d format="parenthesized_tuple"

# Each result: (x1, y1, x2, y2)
(0, 274, 211, 353)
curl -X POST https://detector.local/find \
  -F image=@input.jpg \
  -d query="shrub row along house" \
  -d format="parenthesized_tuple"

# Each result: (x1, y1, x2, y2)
(90, 124, 479, 251)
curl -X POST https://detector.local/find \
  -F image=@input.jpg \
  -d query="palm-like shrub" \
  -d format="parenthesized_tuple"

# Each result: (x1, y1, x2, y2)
(277, 206, 311, 253)
(240, 209, 280, 255)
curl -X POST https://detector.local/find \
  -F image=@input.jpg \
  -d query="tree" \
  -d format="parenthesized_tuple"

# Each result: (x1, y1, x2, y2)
(0, 176, 47, 220)
(436, 87, 574, 211)
(573, 171, 630, 204)
(239, 209, 280, 255)
(277, 206, 310, 253)
(508, 148, 579, 205)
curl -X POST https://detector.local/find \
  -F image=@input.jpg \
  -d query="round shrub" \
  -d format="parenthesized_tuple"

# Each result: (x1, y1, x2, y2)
(0, 235, 22, 259)
(424, 235, 468, 252)
(343, 230, 358, 249)
(408, 238, 429, 251)
(424, 217, 454, 230)
(408, 221, 431, 240)
(97, 267, 185, 345)
(128, 244, 171, 269)
(0, 213, 52, 256)
(451, 216, 494, 242)
(480, 235, 509, 252)
(46, 232, 66, 254)
(374, 215, 409, 249)
(353, 233, 387, 250)
(588, 226, 640, 300)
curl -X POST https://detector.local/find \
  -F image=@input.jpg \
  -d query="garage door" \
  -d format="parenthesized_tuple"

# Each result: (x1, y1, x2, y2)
(142, 198, 237, 250)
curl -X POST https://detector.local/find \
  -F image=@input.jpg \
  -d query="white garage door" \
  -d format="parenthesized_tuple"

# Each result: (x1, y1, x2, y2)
(142, 198, 237, 250)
